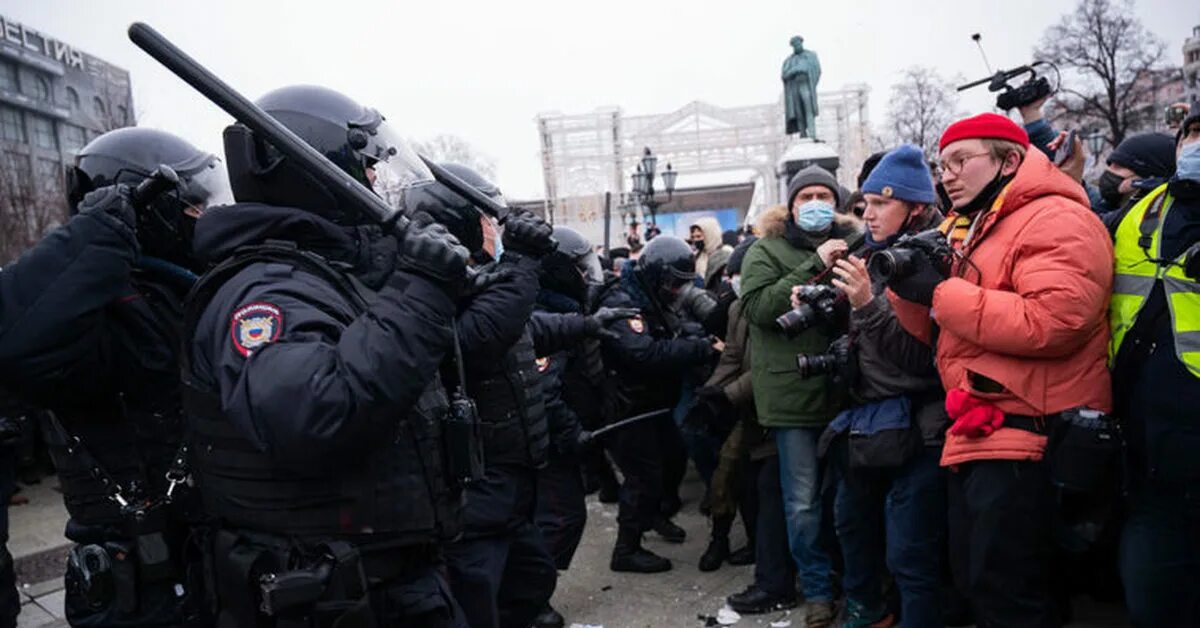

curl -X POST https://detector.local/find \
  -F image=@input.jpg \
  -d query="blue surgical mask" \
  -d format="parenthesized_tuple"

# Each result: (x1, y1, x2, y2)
(795, 200, 835, 232)
(1178, 141, 1200, 182)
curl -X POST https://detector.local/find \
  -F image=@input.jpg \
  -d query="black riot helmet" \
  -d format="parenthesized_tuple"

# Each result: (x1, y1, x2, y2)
(66, 127, 231, 271)
(404, 162, 505, 253)
(222, 84, 433, 225)
(635, 235, 696, 306)
(539, 226, 601, 303)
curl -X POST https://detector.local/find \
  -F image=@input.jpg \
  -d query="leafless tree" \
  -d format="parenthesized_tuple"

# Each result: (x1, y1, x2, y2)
(412, 134, 497, 181)
(1037, 0, 1167, 145)
(886, 67, 963, 158)
(0, 154, 69, 265)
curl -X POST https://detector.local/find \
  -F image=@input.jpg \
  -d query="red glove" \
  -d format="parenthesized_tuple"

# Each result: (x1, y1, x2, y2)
(945, 389, 1005, 438)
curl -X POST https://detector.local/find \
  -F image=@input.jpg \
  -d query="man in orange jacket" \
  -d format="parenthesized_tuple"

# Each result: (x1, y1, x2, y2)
(887, 113, 1113, 627)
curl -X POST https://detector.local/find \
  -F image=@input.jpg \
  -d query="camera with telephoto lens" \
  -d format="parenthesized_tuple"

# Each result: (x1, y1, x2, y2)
(868, 229, 954, 281)
(795, 334, 852, 380)
(775, 284, 841, 338)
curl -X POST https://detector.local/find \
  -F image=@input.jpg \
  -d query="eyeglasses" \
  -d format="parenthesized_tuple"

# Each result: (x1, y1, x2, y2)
(938, 151, 992, 177)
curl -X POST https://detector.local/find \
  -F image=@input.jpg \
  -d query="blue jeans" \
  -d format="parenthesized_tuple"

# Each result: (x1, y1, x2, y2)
(1119, 477, 1200, 627)
(775, 427, 833, 602)
(835, 446, 945, 626)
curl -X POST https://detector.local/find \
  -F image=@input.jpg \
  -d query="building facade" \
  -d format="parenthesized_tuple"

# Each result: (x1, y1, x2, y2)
(1185, 25, 1200, 111)
(0, 14, 133, 261)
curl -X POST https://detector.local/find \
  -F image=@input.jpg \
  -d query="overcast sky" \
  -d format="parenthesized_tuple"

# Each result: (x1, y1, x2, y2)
(2, 0, 1194, 198)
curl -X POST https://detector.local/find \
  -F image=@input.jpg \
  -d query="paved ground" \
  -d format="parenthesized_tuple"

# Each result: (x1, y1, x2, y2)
(6, 470, 1129, 628)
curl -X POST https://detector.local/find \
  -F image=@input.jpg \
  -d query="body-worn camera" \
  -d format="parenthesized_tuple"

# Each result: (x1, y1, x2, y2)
(869, 229, 954, 281)
(776, 285, 841, 338)
(958, 62, 1055, 111)
(796, 334, 852, 380)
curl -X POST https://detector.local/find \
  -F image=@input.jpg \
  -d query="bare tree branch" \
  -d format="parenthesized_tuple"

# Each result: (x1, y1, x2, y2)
(885, 66, 963, 158)
(1038, 0, 1168, 144)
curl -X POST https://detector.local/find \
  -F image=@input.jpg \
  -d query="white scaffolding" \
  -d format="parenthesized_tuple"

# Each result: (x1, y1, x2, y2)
(535, 85, 871, 238)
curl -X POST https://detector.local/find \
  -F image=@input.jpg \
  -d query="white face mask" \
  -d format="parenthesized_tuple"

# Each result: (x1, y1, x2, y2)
(730, 275, 742, 297)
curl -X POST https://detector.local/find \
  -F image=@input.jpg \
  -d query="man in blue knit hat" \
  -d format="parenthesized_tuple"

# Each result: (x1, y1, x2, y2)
(824, 144, 949, 627)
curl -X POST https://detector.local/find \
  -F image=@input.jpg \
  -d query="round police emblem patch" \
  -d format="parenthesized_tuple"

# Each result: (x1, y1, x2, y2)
(230, 302, 283, 357)
(628, 317, 645, 334)
(535, 357, 551, 372)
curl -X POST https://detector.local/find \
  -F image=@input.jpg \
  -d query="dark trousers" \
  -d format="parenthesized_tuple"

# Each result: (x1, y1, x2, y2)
(835, 446, 945, 626)
(534, 456, 588, 571)
(368, 566, 469, 628)
(0, 447, 16, 628)
(948, 459, 1059, 628)
(1119, 477, 1200, 627)
(444, 522, 557, 628)
(610, 414, 685, 532)
(751, 455, 796, 598)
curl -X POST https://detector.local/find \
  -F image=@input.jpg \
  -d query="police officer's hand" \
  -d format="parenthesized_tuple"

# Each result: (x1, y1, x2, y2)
(395, 212, 470, 289)
(78, 184, 137, 245)
(581, 315, 620, 342)
(501, 211, 556, 258)
(886, 251, 944, 307)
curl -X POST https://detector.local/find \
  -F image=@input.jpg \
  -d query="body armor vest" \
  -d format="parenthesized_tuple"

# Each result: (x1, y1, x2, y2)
(181, 242, 461, 543)
(465, 328, 549, 468)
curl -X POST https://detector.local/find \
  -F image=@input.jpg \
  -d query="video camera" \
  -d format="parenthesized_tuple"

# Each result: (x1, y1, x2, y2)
(868, 229, 954, 281)
(958, 34, 1057, 111)
(775, 284, 841, 338)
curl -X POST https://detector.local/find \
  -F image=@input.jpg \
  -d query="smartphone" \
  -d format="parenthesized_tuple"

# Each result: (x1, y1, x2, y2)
(1054, 129, 1077, 166)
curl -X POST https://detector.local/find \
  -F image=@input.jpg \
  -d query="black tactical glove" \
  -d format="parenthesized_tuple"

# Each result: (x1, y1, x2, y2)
(78, 184, 138, 247)
(395, 212, 470, 291)
(582, 307, 640, 341)
(886, 251, 945, 307)
(501, 211, 556, 258)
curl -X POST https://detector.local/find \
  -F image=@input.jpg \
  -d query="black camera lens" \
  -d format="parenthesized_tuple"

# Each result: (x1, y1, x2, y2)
(775, 304, 820, 338)
(869, 248, 918, 280)
(795, 352, 838, 379)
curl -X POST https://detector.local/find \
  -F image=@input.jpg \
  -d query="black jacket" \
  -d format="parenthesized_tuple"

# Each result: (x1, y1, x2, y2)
(594, 270, 711, 419)
(185, 203, 461, 540)
(0, 209, 194, 536)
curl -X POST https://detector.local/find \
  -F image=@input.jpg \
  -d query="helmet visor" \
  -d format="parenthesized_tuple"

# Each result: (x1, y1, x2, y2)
(357, 116, 434, 210)
(180, 156, 234, 212)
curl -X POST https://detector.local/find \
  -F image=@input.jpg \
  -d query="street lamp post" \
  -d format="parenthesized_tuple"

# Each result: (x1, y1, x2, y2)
(628, 146, 677, 231)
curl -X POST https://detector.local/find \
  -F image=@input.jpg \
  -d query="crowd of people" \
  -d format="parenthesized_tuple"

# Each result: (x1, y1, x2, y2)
(0, 75, 1196, 628)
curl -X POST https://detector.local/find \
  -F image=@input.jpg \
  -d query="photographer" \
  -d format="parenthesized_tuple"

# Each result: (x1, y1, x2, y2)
(889, 114, 1113, 627)
(819, 145, 947, 627)
(739, 165, 861, 628)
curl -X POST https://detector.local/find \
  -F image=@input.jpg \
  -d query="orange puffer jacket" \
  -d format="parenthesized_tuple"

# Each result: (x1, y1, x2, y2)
(891, 149, 1114, 466)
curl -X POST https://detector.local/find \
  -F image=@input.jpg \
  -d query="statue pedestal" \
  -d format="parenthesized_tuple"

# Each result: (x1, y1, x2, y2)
(776, 138, 840, 202)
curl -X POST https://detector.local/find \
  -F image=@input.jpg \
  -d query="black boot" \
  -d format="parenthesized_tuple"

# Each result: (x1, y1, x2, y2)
(611, 528, 672, 573)
(598, 478, 620, 504)
(699, 516, 732, 572)
(726, 585, 798, 615)
(651, 517, 686, 543)
(533, 603, 565, 628)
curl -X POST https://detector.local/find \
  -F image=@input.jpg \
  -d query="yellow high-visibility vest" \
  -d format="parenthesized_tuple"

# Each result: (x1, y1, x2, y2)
(1109, 183, 1200, 378)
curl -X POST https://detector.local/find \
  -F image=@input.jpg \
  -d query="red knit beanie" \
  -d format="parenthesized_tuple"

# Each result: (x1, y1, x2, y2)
(939, 113, 1030, 152)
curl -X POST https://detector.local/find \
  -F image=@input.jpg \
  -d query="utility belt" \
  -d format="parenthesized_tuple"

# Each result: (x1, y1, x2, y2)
(64, 528, 202, 627)
(1003, 409, 1124, 496)
(207, 529, 439, 628)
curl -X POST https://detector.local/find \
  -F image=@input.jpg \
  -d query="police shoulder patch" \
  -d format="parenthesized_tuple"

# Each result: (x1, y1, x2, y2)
(535, 356, 551, 372)
(628, 317, 645, 334)
(230, 302, 283, 357)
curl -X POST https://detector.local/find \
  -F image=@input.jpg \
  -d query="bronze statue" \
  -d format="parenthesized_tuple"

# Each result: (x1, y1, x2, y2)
(782, 36, 821, 138)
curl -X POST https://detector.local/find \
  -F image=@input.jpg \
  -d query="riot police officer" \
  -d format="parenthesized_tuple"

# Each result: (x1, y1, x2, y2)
(408, 163, 560, 628)
(180, 85, 470, 627)
(0, 127, 230, 625)
(595, 235, 717, 572)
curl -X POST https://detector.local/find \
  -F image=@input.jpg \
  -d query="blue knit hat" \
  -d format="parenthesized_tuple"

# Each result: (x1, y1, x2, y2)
(861, 144, 937, 205)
